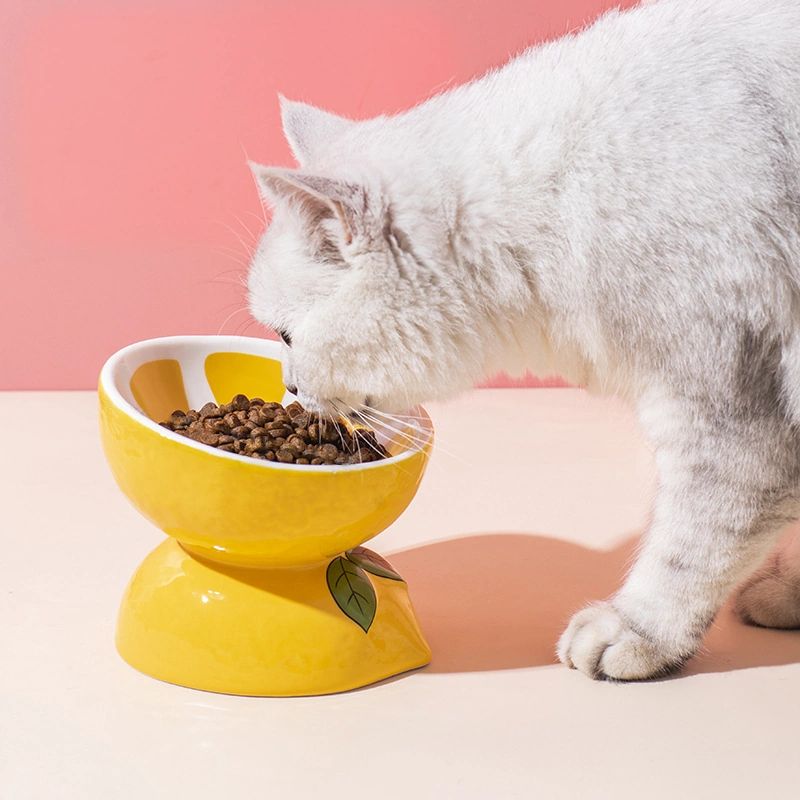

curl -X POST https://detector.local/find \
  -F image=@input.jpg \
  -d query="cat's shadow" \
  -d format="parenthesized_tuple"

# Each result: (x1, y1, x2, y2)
(388, 531, 800, 677)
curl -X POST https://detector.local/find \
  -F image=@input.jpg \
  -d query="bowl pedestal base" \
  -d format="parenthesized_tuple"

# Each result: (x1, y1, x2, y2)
(116, 538, 431, 696)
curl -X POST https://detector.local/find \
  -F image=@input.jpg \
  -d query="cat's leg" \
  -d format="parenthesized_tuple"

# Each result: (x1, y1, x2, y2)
(734, 529, 800, 628)
(557, 392, 800, 680)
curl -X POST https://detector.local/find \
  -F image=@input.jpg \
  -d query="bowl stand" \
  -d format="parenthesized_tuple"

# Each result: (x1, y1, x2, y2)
(116, 537, 431, 696)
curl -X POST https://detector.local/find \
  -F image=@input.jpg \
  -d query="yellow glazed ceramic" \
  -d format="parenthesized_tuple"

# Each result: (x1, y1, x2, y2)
(99, 335, 433, 696)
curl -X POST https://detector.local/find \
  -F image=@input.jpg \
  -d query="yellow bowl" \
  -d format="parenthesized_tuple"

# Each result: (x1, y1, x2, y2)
(99, 335, 433, 567)
(99, 335, 434, 695)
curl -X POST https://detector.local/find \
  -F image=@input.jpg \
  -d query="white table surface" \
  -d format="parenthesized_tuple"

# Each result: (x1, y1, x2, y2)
(2, 389, 799, 800)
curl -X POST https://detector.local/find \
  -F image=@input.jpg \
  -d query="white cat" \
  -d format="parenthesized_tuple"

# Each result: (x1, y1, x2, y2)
(247, 0, 800, 679)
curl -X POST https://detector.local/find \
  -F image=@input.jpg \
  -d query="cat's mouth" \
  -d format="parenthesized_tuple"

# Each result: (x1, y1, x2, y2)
(291, 392, 366, 420)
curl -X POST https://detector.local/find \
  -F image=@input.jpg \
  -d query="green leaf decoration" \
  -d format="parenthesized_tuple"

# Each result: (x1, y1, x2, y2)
(346, 547, 404, 582)
(326, 557, 377, 632)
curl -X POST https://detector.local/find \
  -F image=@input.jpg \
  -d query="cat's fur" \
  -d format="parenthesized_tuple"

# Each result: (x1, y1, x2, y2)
(247, 0, 800, 679)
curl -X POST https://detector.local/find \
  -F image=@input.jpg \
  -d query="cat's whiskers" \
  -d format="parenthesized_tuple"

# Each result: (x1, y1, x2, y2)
(213, 297, 252, 315)
(203, 276, 249, 294)
(234, 317, 260, 337)
(213, 219, 257, 267)
(204, 265, 249, 284)
(336, 402, 400, 452)
(358, 405, 429, 434)
(216, 306, 252, 335)
(361, 406, 428, 422)
(359, 405, 468, 464)
(240, 142, 270, 229)
(333, 407, 349, 453)
(355, 407, 431, 452)
(211, 247, 253, 271)
(242, 208, 269, 230)
(231, 212, 259, 246)
(359, 421, 428, 454)
(333, 401, 387, 461)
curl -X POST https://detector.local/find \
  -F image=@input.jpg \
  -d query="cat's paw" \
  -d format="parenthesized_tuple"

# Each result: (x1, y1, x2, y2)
(734, 557, 800, 629)
(556, 602, 686, 681)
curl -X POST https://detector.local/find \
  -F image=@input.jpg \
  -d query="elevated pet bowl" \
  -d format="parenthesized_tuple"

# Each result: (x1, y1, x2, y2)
(99, 335, 433, 696)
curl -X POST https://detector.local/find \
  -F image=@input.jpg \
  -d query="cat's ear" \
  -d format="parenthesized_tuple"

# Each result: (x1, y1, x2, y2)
(279, 95, 353, 166)
(250, 163, 368, 246)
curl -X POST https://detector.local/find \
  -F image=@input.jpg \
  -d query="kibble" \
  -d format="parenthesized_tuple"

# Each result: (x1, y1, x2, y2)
(159, 396, 390, 466)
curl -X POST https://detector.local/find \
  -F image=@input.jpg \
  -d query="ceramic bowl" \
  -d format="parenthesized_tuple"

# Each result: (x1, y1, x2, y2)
(99, 335, 434, 695)
(99, 335, 433, 567)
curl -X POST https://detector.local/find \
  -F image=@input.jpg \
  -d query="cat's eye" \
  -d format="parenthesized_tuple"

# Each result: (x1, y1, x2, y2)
(277, 328, 292, 347)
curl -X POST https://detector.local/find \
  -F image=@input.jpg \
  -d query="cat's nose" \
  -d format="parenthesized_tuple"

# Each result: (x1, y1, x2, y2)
(285, 384, 298, 395)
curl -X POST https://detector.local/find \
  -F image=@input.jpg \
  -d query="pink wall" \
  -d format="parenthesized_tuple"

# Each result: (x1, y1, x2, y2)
(1, 0, 634, 390)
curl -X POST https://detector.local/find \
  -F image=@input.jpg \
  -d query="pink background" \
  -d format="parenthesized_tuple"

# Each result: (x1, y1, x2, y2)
(1, 0, 634, 390)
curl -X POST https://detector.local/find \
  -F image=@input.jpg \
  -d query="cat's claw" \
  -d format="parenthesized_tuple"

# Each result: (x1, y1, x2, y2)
(557, 602, 685, 681)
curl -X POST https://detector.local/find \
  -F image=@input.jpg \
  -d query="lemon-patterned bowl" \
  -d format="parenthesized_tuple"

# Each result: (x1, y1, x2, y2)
(99, 335, 433, 696)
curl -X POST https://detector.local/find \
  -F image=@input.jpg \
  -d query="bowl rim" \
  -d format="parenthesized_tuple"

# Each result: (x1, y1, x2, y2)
(99, 334, 433, 473)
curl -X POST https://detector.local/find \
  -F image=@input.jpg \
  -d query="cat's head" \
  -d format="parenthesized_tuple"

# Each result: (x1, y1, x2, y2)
(247, 98, 483, 417)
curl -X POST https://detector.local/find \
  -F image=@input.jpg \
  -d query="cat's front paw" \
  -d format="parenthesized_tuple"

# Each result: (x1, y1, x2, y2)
(556, 602, 686, 681)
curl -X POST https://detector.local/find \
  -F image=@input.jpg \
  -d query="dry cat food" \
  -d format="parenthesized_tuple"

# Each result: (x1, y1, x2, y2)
(158, 395, 389, 465)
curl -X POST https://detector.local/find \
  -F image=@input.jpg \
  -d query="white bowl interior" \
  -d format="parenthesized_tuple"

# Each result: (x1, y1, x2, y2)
(100, 335, 433, 469)
(103, 335, 289, 413)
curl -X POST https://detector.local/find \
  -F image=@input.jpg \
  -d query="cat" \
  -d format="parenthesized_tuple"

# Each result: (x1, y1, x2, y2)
(246, 0, 800, 680)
